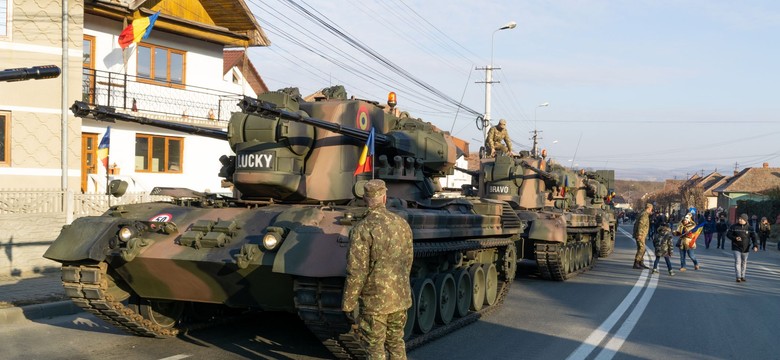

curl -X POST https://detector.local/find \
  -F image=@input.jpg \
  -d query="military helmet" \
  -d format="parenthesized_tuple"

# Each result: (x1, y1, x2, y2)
(498, 119, 507, 126)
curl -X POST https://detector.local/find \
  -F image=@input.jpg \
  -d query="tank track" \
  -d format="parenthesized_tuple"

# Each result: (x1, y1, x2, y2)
(598, 228, 615, 257)
(294, 238, 516, 359)
(535, 236, 597, 281)
(60, 262, 179, 337)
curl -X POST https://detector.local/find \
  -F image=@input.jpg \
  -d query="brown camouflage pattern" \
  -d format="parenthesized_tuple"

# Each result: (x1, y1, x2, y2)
(358, 310, 408, 360)
(342, 205, 413, 315)
(486, 126, 512, 154)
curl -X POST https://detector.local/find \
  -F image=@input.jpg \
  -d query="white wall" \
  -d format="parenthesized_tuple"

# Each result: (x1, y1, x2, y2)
(82, 121, 233, 194)
(439, 156, 471, 189)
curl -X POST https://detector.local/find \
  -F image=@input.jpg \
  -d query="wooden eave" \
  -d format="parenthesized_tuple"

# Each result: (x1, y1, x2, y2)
(86, 2, 270, 47)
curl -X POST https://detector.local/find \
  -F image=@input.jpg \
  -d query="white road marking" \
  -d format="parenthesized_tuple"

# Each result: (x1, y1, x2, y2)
(594, 263, 659, 360)
(566, 227, 654, 360)
(758, 265, 778, 276)
(158, 355, 191, 360)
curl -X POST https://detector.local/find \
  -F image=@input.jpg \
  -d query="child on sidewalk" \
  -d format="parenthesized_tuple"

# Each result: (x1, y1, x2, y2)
(652, 224, 675, 276)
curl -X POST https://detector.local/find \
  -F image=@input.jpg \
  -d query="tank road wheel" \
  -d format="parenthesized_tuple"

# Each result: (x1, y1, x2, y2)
(500, 244, 517, 281)
(453, 268, 472, 318)
(413, 278, 436, 334)
(562, 246, 572, 274)
(468, 264, 485, 311)
(404, 280, 417, 340)
(434, 273, 456, 325)
(483, 264, 499, 306)
(136, 298, 186, 329)
(574, 243, 583, 271)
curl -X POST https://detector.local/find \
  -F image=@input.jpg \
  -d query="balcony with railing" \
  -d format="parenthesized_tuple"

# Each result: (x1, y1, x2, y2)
(82, 68, 246, 128)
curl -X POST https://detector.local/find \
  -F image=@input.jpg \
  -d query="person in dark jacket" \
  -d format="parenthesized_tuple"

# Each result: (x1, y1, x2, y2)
(715, 216, 729, 249)
(757, 217, 771, 251)
(702, 216, 716, 249)
(726, 213, 759, 283)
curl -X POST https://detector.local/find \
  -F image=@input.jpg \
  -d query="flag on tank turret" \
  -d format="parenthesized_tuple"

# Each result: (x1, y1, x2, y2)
(118, 11, 161, 49)
(97, 127, 110, 170)
(354, 127, 374, 175)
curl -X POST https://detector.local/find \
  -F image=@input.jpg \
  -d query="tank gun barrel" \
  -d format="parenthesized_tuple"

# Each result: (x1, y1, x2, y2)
(0, 65, 61, 82)
(454, 166, 479, 178)
(521, 162, 558, 183)
(239, 97, 390, 145)
(70, 101, 228, 141)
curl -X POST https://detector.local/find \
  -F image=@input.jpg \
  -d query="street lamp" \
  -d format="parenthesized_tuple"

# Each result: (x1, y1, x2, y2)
(479, 20, 517, 143)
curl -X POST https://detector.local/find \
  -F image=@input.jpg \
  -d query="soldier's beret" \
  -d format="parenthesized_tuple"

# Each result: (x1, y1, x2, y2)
(364, 179, 387, 198)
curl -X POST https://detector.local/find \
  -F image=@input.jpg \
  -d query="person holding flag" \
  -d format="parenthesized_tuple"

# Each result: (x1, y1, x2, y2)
(673, 213, 701, 272)
(354, 127, 375, 176)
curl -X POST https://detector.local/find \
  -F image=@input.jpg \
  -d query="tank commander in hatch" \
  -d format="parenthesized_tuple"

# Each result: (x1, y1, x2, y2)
(485, 118, 512, 157)
(342, 179, 414, 359)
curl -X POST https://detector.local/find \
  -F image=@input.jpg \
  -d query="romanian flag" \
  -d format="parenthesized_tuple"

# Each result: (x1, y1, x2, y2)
(97, 127, 110, 170)
(118, 11, 161, 49)
(685, 223, 704, 248)
(354, 127, 375, 175)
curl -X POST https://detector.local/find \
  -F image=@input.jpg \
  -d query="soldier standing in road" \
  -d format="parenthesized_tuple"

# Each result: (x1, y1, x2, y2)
(485, 118, 512, 157)
(343, 179, 414, 360)
(727, 213, 759, 283)
(632, 203, 652, 269)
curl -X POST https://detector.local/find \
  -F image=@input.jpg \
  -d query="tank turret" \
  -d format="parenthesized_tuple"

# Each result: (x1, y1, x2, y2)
(0, 65, 61, 82)
(74, 86, 465, 205)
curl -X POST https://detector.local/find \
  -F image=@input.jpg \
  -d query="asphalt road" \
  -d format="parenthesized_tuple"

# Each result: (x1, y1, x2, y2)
(2, 224, 779, 360)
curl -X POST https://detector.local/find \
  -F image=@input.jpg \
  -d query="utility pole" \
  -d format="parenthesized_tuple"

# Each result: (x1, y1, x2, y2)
(530, 129, 542, 157)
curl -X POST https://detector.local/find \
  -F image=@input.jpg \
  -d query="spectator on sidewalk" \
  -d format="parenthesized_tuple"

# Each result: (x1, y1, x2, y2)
(758, 216, 771, 251)
(716, 216, 729, 249)
(703, 215, 716, 249)
(727, 213, 759, 282)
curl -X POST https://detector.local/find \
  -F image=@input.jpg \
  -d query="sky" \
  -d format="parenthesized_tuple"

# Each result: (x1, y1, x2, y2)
(244, 0, 780, 180)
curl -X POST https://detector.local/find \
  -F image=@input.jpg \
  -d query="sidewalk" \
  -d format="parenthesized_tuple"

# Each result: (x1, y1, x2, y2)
(0, 272, 80, 325)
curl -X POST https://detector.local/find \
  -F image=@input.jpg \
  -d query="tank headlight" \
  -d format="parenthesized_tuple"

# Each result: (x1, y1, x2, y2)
(262, 232, 281, 250)
(118, 226, 135, 242)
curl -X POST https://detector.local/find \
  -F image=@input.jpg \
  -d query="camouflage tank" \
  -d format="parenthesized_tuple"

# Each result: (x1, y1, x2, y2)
(44, 87, 524, 358)
(0, 65, 61, 82)
(463, 151, 615, 281)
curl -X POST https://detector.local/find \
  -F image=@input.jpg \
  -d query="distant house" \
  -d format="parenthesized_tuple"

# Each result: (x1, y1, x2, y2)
(687, 171, 727, 210)
(714, 163, 780, 212)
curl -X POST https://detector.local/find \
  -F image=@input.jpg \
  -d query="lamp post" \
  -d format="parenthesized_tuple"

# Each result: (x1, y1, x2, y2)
(531, 102, 549, 156)
(478, 21, 517, 143)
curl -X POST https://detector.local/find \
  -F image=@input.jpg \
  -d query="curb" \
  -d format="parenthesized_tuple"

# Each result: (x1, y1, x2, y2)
(0, 301, 82, 325)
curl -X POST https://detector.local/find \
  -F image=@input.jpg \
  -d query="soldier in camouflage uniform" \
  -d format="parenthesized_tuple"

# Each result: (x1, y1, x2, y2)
(485, 118, 512, 157)
(343, 179, 414, 360)
(632, 203, 652, 269)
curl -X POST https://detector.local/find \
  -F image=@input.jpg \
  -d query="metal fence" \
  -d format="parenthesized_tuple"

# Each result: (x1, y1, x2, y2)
(82, 68, 244, 123)
(0, 190, 172, 217)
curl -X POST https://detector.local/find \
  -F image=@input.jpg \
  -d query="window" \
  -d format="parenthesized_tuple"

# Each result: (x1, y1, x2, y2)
(137, 43, 185, 87)
(0, 111, 9, 166)
(83, 35, 96, 103)
(0, 0, 9, 39)
(135, 134, 183, 173)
